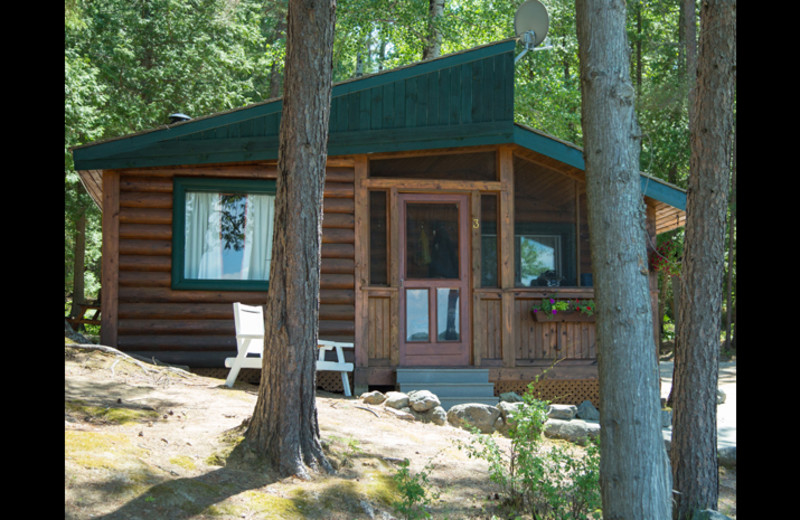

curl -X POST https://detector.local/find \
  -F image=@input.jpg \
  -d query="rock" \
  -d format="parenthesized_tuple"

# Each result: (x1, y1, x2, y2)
(547, 404, 577, 420)
(408, 390, 440, 412)
(361, 391, 386, 405)
(384, 407, 415, 421)
(495, 401, 524, 435)
(428, 406, 447, 426)
(384, 391, 409, 409)
(576, 400, 599, 421)
(716, 388, 726, 405)
(499, 391, 523, 403)
(543, 418, 599, 445)
(447, 403, 501, 434)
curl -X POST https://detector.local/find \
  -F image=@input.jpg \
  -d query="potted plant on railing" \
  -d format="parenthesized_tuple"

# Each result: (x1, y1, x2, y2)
(531, 294, 596, 322)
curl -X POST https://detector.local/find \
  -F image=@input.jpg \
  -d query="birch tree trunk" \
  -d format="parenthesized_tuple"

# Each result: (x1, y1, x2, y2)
(670, 0, 736, 517)
(575, 1, 672, 517)
(236, 0, 337, 480)
(422, 0, 444, 60)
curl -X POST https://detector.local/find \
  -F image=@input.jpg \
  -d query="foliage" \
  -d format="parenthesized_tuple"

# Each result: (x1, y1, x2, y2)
(459, 383, 601, 519)
(532, 294, 596, 317)
(391, 458, 439, 520)
(65, 0, 730, 323)
(649, 233, 683, 277)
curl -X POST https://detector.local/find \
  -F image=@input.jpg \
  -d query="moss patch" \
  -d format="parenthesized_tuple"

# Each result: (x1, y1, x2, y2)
(66, 399, 160, 425)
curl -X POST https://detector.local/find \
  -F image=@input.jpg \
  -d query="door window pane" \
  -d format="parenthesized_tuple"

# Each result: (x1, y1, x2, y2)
(437, 288, 460, 341)
(405, 289, 429, 342)
(405, 203, 459, 279)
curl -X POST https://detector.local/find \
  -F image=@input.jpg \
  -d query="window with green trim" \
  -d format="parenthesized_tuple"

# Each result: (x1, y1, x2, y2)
(172, 177, 276, 291)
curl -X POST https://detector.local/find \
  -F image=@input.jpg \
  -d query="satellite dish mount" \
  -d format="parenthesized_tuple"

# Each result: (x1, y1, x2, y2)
(514, 0, 552, 63)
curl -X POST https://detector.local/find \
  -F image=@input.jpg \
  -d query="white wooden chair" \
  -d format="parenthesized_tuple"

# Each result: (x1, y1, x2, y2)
(224, 303, 266, 388)
(317, 340, 355, 397)
(224, 302, 355, 396)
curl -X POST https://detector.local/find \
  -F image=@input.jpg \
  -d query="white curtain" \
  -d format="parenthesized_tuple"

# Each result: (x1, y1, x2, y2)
(185, 192, 223, 279)
(184, 191, 274, 281)
(241, 193, 275, 280)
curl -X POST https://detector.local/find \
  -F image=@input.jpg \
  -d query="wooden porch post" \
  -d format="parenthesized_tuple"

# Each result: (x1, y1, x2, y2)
(498, 146, 515, 368)
(353, 155, 369, 394)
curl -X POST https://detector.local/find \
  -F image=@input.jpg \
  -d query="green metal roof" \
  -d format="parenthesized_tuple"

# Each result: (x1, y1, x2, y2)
(71, 38, 685, 214)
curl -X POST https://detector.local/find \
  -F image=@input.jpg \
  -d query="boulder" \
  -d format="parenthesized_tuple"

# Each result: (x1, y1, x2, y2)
(494, 401, 524, 435)
(543, 418, 599, 445)
(408, 390, 440, 412)
(499, 391, 523, 403)
(576, 400, 599, 421)
(360, 390, 386, 405)
(447, 403, 501, 434)
(384, 391, 409, 409)
(428, 406, 447, 426)
(547, 404, 577, 420)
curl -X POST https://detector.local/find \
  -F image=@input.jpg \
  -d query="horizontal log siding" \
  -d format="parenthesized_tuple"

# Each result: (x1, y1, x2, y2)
(113, 163, 356, 367)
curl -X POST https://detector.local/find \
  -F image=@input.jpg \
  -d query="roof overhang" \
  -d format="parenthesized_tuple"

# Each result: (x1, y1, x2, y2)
(72, 38, 685, 233)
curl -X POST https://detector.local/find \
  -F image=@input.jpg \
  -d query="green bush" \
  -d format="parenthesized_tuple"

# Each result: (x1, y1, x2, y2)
(391, 458, 439, 520)
(459, 383, 602, 519)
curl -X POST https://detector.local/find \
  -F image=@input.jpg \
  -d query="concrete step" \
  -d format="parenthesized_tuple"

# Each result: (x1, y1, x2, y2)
(396, 368, 499, 410)
(397, 382, 497, 398)
(396, 368, 491, 384)
(438, 396, 500, 410)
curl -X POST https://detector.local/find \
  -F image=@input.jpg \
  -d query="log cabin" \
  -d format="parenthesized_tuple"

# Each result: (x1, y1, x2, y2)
(71, 39, 686, 407)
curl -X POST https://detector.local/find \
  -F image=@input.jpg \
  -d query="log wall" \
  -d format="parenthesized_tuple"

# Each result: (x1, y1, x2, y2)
(105, 161, 356, 367)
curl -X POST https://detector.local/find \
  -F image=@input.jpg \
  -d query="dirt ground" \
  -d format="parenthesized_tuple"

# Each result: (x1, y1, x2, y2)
(65, 342, 736, 519)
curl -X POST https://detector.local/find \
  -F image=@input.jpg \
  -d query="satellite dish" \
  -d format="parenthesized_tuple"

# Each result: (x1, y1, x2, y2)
(513, 0, 551, 63)
(515, 0, 549, 47)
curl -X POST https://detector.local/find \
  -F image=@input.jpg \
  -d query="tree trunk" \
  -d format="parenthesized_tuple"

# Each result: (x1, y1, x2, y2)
(237, 0, 337, 480)
(670, 0, 735, 517)
(71, 210, 87, 320)
(575, 1, 672, 518)
(422, 0, 444, 60)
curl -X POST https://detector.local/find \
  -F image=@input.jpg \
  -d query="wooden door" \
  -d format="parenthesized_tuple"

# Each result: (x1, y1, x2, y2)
(398, 193, 470, 366)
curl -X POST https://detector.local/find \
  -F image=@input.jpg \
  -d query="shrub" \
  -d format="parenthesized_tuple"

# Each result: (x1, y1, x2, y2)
(460, 383, 601, 519)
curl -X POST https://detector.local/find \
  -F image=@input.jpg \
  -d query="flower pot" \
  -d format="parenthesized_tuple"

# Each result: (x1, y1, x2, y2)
(531, 309, 595, 322)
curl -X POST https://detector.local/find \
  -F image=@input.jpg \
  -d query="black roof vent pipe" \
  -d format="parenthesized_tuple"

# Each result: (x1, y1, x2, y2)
(168, 113, 192, 124)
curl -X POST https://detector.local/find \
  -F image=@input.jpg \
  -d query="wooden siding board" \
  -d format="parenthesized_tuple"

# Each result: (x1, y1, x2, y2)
(108, 163, 356, 365)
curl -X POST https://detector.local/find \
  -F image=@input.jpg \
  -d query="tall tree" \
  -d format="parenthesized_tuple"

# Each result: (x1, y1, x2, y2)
(422, 0, 445, 59)
(575, 0, 672, 517)
(232, 0, 337, 479)
(670, 0, 736, 517)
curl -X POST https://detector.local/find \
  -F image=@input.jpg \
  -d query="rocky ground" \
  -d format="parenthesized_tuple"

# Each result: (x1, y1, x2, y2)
(65, 341, 735, 519)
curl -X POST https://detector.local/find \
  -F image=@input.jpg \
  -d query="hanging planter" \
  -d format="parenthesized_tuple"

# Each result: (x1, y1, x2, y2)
(530, 294, 596, 322)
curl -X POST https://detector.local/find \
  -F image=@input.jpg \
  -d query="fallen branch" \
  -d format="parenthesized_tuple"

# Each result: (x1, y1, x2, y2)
(66, 343, 195, 378)
(354, 405, 380, 418)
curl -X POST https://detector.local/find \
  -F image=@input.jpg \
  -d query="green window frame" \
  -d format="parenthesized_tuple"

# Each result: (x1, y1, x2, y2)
(171, 177, 277, 291)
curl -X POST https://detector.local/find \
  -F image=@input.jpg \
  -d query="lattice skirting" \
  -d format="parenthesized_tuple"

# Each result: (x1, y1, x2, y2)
(190, 367, 346, 393)
(494, 378, 599, 409)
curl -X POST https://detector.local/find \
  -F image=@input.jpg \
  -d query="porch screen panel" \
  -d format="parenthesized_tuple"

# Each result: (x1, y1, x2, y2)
(480, 193, 499, 288)
(369, 190, 388, 286)
(513, 156, 578, 288)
